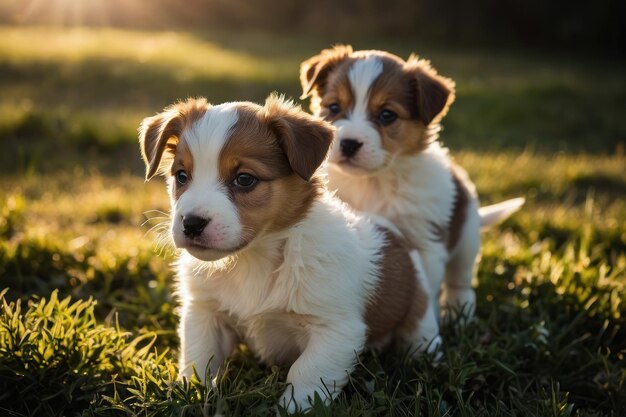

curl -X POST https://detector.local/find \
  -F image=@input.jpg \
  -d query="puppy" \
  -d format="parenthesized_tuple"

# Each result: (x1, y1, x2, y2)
(138, 95, 441, 412)
(300, 46, 524, 320)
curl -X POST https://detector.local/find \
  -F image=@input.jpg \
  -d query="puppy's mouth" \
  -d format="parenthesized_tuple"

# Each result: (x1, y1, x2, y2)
(330, 151, 395, 177)
(179, 238, 249, 261)
(336, 159, 366, 171)
(332, 158, 379, 176)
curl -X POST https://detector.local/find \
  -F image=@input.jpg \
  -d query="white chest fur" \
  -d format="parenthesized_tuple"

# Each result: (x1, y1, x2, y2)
(327, 143, 458, 249)
(326, 142, 481, 322)
(176, 193, 383, 367)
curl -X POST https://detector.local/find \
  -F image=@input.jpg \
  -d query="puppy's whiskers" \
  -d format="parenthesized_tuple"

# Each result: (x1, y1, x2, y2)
(142, 210, 174, 256)
(144, 209, 170, 217)
(193, 256, 235, 275)
(145, 220, 170, 235)
(142, 210, 171, 228)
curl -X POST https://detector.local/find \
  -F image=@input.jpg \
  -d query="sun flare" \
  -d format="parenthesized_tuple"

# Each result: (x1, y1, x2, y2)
(14, 0, 152, 27)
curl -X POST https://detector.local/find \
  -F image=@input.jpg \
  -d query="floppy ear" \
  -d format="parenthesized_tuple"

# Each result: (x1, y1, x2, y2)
(262, 94, 335, 181)
(138, 98, 208, 180)
(138, 111, 182, 180)
(405, 55, 456, 125)
(300, 44, 353, 99)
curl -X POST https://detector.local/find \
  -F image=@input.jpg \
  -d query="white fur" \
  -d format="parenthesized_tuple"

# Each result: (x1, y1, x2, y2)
(479, 197, 526, 229)
(348, 57, 383, 123)
(177, 193, 385, 412)
(163, 102, 441, 413)
(170, 104, 242, 262)
(328, 57, 387, 172)
(328, 141, 481, 319)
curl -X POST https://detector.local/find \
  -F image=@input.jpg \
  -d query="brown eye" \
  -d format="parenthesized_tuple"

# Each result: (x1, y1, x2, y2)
(378, 109, 398, 126)
(328, 103, 341, 115)
(175, 170, 189, 185)
(233, 173, 258, 189)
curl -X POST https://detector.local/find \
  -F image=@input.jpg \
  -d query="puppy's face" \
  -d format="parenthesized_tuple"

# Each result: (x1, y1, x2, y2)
(139, 96, 334, 262)
(300, 46, 455, 175)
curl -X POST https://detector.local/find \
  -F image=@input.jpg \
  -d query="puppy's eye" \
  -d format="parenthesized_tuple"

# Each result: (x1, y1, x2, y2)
(378, 109, 398, 125)
(328, 103, 341, 116)
(175, 170, 189, 185)
(233, 173, 258, 189)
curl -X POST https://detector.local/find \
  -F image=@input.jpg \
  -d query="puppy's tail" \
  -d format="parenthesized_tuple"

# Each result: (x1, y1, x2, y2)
(479, 197, 525, 230)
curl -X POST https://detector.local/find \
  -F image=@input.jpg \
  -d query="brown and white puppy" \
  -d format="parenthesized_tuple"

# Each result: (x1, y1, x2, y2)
(300, 46, 524, 320)
(138, 95, 441, 413)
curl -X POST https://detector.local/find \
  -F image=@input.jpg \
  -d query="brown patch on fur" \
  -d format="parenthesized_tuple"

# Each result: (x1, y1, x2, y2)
(138, 98, 209, 180)
(426, 167, 471, 251)
(364, 58, 430, 155)
(170, 140, 194, 200)
(447, 175, 468, 251)
(262, 95, 335, 181)
(365, 228, 429, 344)
(318, 71, 355, 122)
(300, 44, 354, 100)
(447, 165, 474, 251)
(404, 55, 455, 126)
(217, 97, 333, 241)
(301, 46, 365, 117)
(368, 73, 430, 155)
(381, 120, 430, 156)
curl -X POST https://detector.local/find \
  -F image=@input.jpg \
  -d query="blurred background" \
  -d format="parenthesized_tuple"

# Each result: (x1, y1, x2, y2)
(0, 0, 624, 176)
(3, 0, 625, 49)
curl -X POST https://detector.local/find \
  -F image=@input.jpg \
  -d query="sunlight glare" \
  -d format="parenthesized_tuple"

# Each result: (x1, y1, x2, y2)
(16, 0, 154, 27)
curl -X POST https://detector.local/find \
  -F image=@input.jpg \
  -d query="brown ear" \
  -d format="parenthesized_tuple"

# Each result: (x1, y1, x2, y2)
(138, 98, 209, 180)
(300, 44, 353, 99)
(405, 55, 456, 125)
(262, 94, 335, 181)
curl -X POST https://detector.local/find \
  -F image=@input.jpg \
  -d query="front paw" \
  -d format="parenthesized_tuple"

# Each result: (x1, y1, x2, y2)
(178, 365, 194, 382)
(278, 385, 333, 415)
(278, 385, 313, 414)
(178, 361, 219, 386)
(440, 287, 476, 324)
(278, 387, 302, 414)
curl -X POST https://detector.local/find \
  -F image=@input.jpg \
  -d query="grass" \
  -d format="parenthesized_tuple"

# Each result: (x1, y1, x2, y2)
(0, 25, 625, 416)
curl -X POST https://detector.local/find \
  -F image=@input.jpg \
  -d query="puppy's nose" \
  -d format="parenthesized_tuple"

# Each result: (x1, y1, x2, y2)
(182, 215, 209, 238)
(340, 139, 363, 158)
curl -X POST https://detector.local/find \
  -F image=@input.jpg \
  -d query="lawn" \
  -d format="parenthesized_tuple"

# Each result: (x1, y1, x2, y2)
(0, 26, 625, 416)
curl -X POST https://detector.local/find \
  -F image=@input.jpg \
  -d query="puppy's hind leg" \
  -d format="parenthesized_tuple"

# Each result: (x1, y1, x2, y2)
(440, 207, 480, 325)
(401, 251, 442, 359)
(404, 302, 443, 361)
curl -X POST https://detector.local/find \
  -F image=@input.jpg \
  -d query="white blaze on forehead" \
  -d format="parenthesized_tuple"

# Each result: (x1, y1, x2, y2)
(173, 102, 242, 253)
(348, 57, 383, 122)
(184, 102, 239, 183)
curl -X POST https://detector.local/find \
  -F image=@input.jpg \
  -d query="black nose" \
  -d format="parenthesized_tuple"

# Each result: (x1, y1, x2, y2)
(340, 139, 363, 158)
(182, 215, 209, 238)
